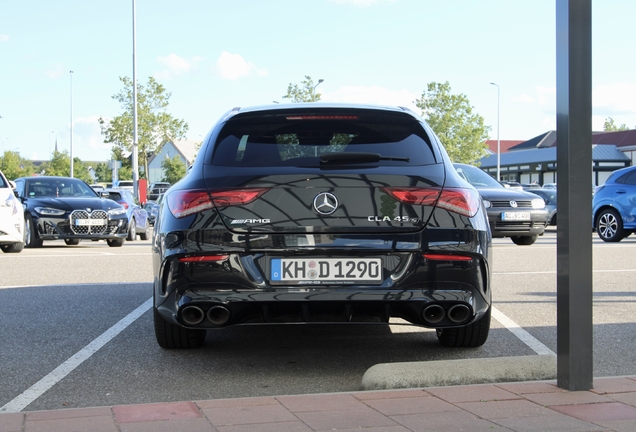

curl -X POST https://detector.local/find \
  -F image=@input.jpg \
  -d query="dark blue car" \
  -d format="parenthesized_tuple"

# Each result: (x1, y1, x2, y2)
(593, 165, 636, 242)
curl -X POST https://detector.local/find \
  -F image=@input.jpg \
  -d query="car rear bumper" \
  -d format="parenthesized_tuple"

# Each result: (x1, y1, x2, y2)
(155, 283, 491, 330)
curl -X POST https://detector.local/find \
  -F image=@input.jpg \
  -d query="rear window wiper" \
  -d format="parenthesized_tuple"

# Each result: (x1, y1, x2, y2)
(320, 152, 410, 165)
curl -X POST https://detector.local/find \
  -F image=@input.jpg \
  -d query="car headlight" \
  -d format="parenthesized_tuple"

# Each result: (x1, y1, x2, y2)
(531, 198, 546, 209)
(34, 206, 66, 216)
(1, 196, 20, 215)
(108, 207, 126, 216)
(482, 199, 491, 209)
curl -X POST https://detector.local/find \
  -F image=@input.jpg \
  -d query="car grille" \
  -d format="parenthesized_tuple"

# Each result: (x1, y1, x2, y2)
(69, 210, 108, 235)
(491, 200, 533, 208)
(494, 221, 543, 230)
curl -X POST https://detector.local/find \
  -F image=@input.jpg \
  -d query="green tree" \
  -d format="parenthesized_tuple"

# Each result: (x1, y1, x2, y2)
(99, 76, 189, 180)
(161, 155, 186, 184)
(282, 75, 323, 103)
(0, 150, 35, 180)
(39, 150, 92, 183)
(603, 117, 630, 132)
(415, 81, 490, 164)
(93, 162, 112, 183)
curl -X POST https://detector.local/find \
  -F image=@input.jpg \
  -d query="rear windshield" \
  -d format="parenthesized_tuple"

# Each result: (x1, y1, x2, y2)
(210, 110, 437, 167)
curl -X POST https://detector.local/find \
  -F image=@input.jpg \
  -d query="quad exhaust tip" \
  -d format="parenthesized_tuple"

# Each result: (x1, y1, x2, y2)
(447, 304, 471, 323)
(422, 304, 445, 324)
(207, 305, 231, 325)
(181, 305, 205, 325)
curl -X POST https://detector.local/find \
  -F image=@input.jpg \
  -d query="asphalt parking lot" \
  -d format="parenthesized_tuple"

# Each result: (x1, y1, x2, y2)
(1, 228, 635, 412)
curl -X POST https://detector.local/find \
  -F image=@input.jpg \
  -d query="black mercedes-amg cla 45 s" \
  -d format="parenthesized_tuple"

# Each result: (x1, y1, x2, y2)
(152, 104, 492, 349)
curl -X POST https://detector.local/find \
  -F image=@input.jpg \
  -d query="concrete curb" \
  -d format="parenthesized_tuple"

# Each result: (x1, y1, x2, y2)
(361, 355, 557, 390)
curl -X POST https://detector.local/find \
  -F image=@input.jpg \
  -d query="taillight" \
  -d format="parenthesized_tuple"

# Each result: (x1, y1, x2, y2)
(167, 188, 269, 218)
(178, 255, 229, 263)
(167, 191, 215, 218)
(382, 187, 480, 218)
(209, 188, 268, 207)
(118, 201, 129, 209)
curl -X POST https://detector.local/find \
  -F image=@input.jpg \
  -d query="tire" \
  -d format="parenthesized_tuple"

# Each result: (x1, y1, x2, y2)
(550, 213, 557, 226)
(64, 239, 80, 246)
(139, 228, 149, 241)
(24, 214, 43, 248)
(127, 218, 136, 241)
(107, 238, 124, 247)
(1, 242, 24, 253)
(436, 307, 491, 348)
(153, 308, 206, 349)
(596, 208, 624, 242)
(510, 235, 537, 246)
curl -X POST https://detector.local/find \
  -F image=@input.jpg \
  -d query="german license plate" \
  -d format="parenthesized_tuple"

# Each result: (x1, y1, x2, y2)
(270, 258, 382, 285)
(75, 219, 106, 226)
(501, 212, 531, 221)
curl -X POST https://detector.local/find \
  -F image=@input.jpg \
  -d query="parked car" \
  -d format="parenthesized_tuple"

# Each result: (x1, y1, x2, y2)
(147, 182, 171, 201)
(152, 103, 493, 349)
(116, 180, 134, 192)
(525, 188, 557, 225)
(454, 163, 550, 245)
(0, 170, 24, 253)
(143, 202, 157, 226)
(101, 188, 150, 241)
(592, 165, 636, 242)
(543, 183, 557, 189)
(12, 176, 128, 247)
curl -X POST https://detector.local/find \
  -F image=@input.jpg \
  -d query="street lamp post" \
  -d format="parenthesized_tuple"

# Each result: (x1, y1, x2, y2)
(70, 71, 74, 178)
(312, 79, 324, 102)
(490, 82, 500, 181)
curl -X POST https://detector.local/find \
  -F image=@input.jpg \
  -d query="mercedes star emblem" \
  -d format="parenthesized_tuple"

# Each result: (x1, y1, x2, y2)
(313, 192, 339, 215)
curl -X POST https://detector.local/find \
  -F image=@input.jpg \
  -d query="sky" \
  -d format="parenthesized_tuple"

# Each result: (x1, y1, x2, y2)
(1, 0, 636, 163)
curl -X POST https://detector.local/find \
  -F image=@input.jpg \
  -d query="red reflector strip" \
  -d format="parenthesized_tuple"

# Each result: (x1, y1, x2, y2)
(423, 254, 473, 262)
(178, 255, 230, 263)
(285, 115, 359, 120)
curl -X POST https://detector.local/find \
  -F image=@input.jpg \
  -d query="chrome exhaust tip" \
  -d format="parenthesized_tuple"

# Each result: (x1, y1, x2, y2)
(207, 305, 231, 325)
(422, 304, 446, 324)
(181, 305, 205, 325)
(447, 304, 471, 323)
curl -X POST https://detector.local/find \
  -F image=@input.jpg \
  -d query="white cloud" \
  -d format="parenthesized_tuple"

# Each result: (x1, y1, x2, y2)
(215, 51, 267, 80)
(0, 34, 9, 42)
(328, 0, 397, 6)
(323, 85, 418, 110)
(155, 53, 195, 80)
(45, 63, 65, 79)
(593, 83, 636, 114)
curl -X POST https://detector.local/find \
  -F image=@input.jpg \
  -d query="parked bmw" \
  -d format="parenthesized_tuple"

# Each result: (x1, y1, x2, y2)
(0, 170, 24, 253)
(13, 176, 128, 247)
(152, 103, 493, 349)
(454, 164, 550, 245)
(593, 165, 636, 242)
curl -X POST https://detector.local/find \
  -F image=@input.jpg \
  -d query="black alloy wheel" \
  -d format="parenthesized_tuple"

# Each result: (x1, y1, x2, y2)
(24, 214, 43, 248)
(436, 307, 491, 348)
(153, 308, 206, 349)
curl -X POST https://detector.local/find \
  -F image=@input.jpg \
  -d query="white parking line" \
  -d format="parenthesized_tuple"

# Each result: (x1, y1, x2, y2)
(494, 269, 636, 275)
(0, 297, 153, 413)
(491, 306, 556, 356)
